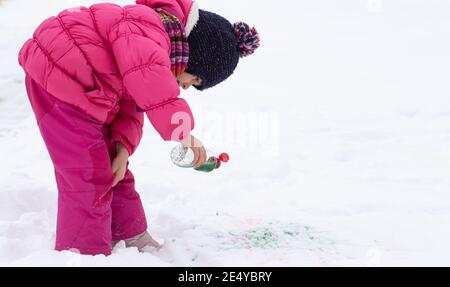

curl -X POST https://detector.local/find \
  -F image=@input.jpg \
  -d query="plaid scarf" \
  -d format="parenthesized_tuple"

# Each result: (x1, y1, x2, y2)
(157, 8, 189, 77)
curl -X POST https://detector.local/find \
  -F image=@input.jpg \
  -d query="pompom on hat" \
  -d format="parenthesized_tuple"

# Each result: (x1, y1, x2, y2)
(185, 6, 260, 91)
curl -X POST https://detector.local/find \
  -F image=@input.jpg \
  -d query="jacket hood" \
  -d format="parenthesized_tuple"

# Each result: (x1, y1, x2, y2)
(135, 0, 199, 36)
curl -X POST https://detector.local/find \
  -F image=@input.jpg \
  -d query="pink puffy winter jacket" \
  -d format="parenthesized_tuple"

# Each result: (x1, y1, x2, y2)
(18, 0, 200, 155)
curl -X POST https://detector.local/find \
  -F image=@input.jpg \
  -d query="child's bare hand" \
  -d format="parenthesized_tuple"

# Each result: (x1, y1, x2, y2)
(111, 142, 129, 187)
(181, 135, 207, 168)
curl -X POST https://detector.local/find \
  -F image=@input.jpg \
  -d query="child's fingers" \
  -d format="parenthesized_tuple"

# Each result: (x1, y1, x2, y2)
(112, 173, 119, 187)
(193, 147, 207, 168)
(111, 159, 119, 173)
(198, 147, 207, 166)
(191, 147, 200, 167)
(111, 168, 125, 187)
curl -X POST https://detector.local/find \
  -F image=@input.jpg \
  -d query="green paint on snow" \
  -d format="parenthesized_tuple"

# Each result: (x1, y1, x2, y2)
(216, 222, 335, 250)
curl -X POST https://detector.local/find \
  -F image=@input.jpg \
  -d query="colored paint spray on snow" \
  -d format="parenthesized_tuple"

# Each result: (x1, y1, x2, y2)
(170, 144, 229, 173)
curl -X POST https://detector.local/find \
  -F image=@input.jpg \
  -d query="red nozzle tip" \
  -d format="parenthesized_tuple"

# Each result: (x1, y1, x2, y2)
(215, 158, 221, 169)
(218, 153, 230, 163)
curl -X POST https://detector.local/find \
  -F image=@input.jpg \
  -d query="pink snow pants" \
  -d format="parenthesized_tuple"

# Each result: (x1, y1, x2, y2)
(25, 75, 148, 256)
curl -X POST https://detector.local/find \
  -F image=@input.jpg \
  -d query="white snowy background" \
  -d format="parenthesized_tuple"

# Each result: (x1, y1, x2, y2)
(0, 0, 449, 266)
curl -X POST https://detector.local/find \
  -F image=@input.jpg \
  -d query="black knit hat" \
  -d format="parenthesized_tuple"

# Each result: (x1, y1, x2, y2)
(186, 9, 260, 91)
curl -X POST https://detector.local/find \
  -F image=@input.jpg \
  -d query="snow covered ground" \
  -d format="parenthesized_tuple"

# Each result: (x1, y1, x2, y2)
(1, 0, 450, 266)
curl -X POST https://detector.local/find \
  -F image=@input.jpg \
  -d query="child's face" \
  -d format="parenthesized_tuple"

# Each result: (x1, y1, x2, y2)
(177, 72, 203, 90)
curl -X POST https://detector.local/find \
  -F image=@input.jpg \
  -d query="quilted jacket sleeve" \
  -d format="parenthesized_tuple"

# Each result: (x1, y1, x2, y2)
(110, 97, 144, 156)
(109, 19, 195, 142)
